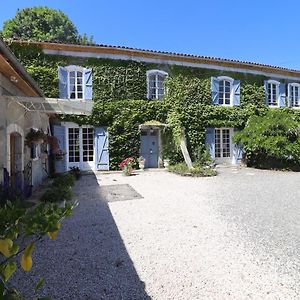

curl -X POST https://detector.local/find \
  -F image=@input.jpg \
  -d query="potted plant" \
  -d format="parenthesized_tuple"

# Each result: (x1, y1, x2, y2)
(138, 156, 145, 170)
(163, 158, 170, 169)
(70, 166, 81, 180)
(119, 157, 135, 176)
(25, 128, 47, 146)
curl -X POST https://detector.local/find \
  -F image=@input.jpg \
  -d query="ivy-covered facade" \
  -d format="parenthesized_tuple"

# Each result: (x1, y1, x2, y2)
(7, 40, 300, 171)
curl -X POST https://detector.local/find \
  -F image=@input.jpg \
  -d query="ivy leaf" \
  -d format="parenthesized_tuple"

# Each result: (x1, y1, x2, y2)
(2, 262, 17, 282)
(0, 239, 13, 258)
(21, 254, 32, 272)
(47, 223, 61, 240)
(21, 242, 35, 272)
(35, 277, 45, 292)
(24, 242, 35, 257)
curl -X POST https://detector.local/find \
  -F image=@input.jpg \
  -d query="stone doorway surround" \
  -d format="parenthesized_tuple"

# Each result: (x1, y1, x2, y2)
(138, 121, 168, 168)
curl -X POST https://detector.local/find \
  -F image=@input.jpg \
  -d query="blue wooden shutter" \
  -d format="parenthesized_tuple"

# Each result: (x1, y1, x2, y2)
(264, 80, 269, 105)
(205, 128, 215, 159)
(287, 83, 292, 107)
(84, 68, 93, 100)
(52, 125, 67, 173)
(233, 129, 243, 164)
(279, 83, 286, 107)
(211, 77, 219, 105)
(58, 67, 68, 99)
(232, 80, 240, 106)
(94, 127, 109, 170)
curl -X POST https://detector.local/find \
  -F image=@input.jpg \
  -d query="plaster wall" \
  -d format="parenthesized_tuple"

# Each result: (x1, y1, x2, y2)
(0, 72, 50, 189)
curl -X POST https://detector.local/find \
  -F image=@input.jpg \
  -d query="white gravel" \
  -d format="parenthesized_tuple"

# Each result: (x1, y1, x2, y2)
(12, 167, 300, 299)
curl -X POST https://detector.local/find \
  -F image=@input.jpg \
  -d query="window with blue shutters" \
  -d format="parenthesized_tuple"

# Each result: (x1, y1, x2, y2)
(264, 80, 285, 107)
(211, 76, 240, 106)
(58, 66, 93, 100)
(288, 83, 300, 108)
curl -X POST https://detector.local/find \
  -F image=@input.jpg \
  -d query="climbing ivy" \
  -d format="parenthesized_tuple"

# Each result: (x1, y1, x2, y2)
(7, 41, 300, 169)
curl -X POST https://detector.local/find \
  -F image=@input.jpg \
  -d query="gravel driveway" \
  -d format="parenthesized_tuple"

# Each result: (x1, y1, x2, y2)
(13, 167, 300, 299)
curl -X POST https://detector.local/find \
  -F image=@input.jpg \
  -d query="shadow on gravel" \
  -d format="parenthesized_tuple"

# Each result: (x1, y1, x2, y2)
(13, 174, 150, 300)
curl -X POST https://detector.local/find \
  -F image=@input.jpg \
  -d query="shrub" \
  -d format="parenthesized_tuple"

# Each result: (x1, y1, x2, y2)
(41, 186, 73, 203)
(41, 173, 75, 203)
(234, 109, 300, 170)
(52, 173, 75, 188)
(168, 162, 216, 177)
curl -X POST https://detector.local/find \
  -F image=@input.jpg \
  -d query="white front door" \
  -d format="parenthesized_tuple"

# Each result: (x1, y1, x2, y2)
(67, 126, 94, 171)
(215, 128, 233, 163)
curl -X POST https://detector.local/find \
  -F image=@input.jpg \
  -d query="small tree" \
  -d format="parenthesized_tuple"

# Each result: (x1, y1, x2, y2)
(1, 6, 85, 44)
(234, 109, 300, 169)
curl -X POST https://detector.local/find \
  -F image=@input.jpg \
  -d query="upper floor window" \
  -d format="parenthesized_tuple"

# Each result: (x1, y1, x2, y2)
(288, 83, 300, 108)
(58, 65, 93, 100)
(266, 81, 278, 106)
(69, 69, 83, 99)
(218, 79, 232, 105)
(147, 70, 168, 100)
(211, 76, 240, 106)
(264, 80, 285, 107)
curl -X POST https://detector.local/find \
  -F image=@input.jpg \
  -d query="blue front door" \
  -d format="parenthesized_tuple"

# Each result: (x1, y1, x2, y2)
(140, 129, 159, 168)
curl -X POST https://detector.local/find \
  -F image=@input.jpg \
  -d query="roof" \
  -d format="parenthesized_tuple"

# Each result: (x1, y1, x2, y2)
(0, 39, 43, 96)
(9, 39, 300, 79)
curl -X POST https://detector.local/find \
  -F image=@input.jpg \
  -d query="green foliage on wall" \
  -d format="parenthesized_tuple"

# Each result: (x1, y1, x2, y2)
(8, 41, 300, 170)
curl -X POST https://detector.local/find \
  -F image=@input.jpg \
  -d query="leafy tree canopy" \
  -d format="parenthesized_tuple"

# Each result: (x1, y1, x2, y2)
(1, 6, 94, 44)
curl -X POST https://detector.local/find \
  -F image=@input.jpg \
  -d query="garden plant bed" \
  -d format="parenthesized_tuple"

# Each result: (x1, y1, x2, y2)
(168, 163, 217, 177)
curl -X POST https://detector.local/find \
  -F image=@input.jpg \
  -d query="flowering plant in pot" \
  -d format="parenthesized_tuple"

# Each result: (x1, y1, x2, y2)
(119, 157, 135, 176)
(25, 128, 47, 146)
(70, 166, 81, 180)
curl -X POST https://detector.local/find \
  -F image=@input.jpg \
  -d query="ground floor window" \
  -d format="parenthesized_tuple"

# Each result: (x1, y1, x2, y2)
(67, 126, 94, 169)
(215, 128, 231, 159)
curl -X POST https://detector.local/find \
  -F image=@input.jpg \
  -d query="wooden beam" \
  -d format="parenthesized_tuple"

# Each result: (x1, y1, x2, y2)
(0, 54, 38, 96)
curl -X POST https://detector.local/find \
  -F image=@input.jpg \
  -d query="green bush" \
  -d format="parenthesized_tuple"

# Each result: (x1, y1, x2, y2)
(41, 186, 73, 203)
(52, 173, 75, 188)
(41, 173, 75, 203)
(168, 162, 216, 177)
(234, 109, 300, 170)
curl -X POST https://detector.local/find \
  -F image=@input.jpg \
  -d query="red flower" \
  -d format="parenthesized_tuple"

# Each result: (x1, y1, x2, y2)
(119, 157, 135, 170)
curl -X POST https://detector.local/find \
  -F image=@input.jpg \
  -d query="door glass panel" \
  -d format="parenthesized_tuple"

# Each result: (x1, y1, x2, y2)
(215, 129, 221, 158)
(82, 128, 94, 162)
(215, 129, 231, 159)
(222, 129, 231, 157)
(68, 128, 80, 162)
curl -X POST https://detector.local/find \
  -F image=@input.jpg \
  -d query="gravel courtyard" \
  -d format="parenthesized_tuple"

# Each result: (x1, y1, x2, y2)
(14, 167, 300, 299)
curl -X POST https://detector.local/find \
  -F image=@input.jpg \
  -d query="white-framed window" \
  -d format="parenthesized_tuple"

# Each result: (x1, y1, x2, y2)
(58, 65, 93, 100)
(66, 66, 84, 99)
(30, 144, 40, 160)
(288, 83, 300, 108)
(211, 76, 240, 106)
(265, 80, 280, 107)
(147, 70, 168, 100)
(218, 76, 234, 105)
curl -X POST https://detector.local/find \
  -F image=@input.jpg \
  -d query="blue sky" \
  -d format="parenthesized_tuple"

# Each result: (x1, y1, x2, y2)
(0, 0, 300, 69)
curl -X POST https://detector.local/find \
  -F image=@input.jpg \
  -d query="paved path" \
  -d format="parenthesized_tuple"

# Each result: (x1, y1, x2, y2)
(13, 167, 300, 299)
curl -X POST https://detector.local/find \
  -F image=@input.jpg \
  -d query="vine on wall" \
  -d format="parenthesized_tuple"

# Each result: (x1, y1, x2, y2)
(8, 42, 294, 169)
